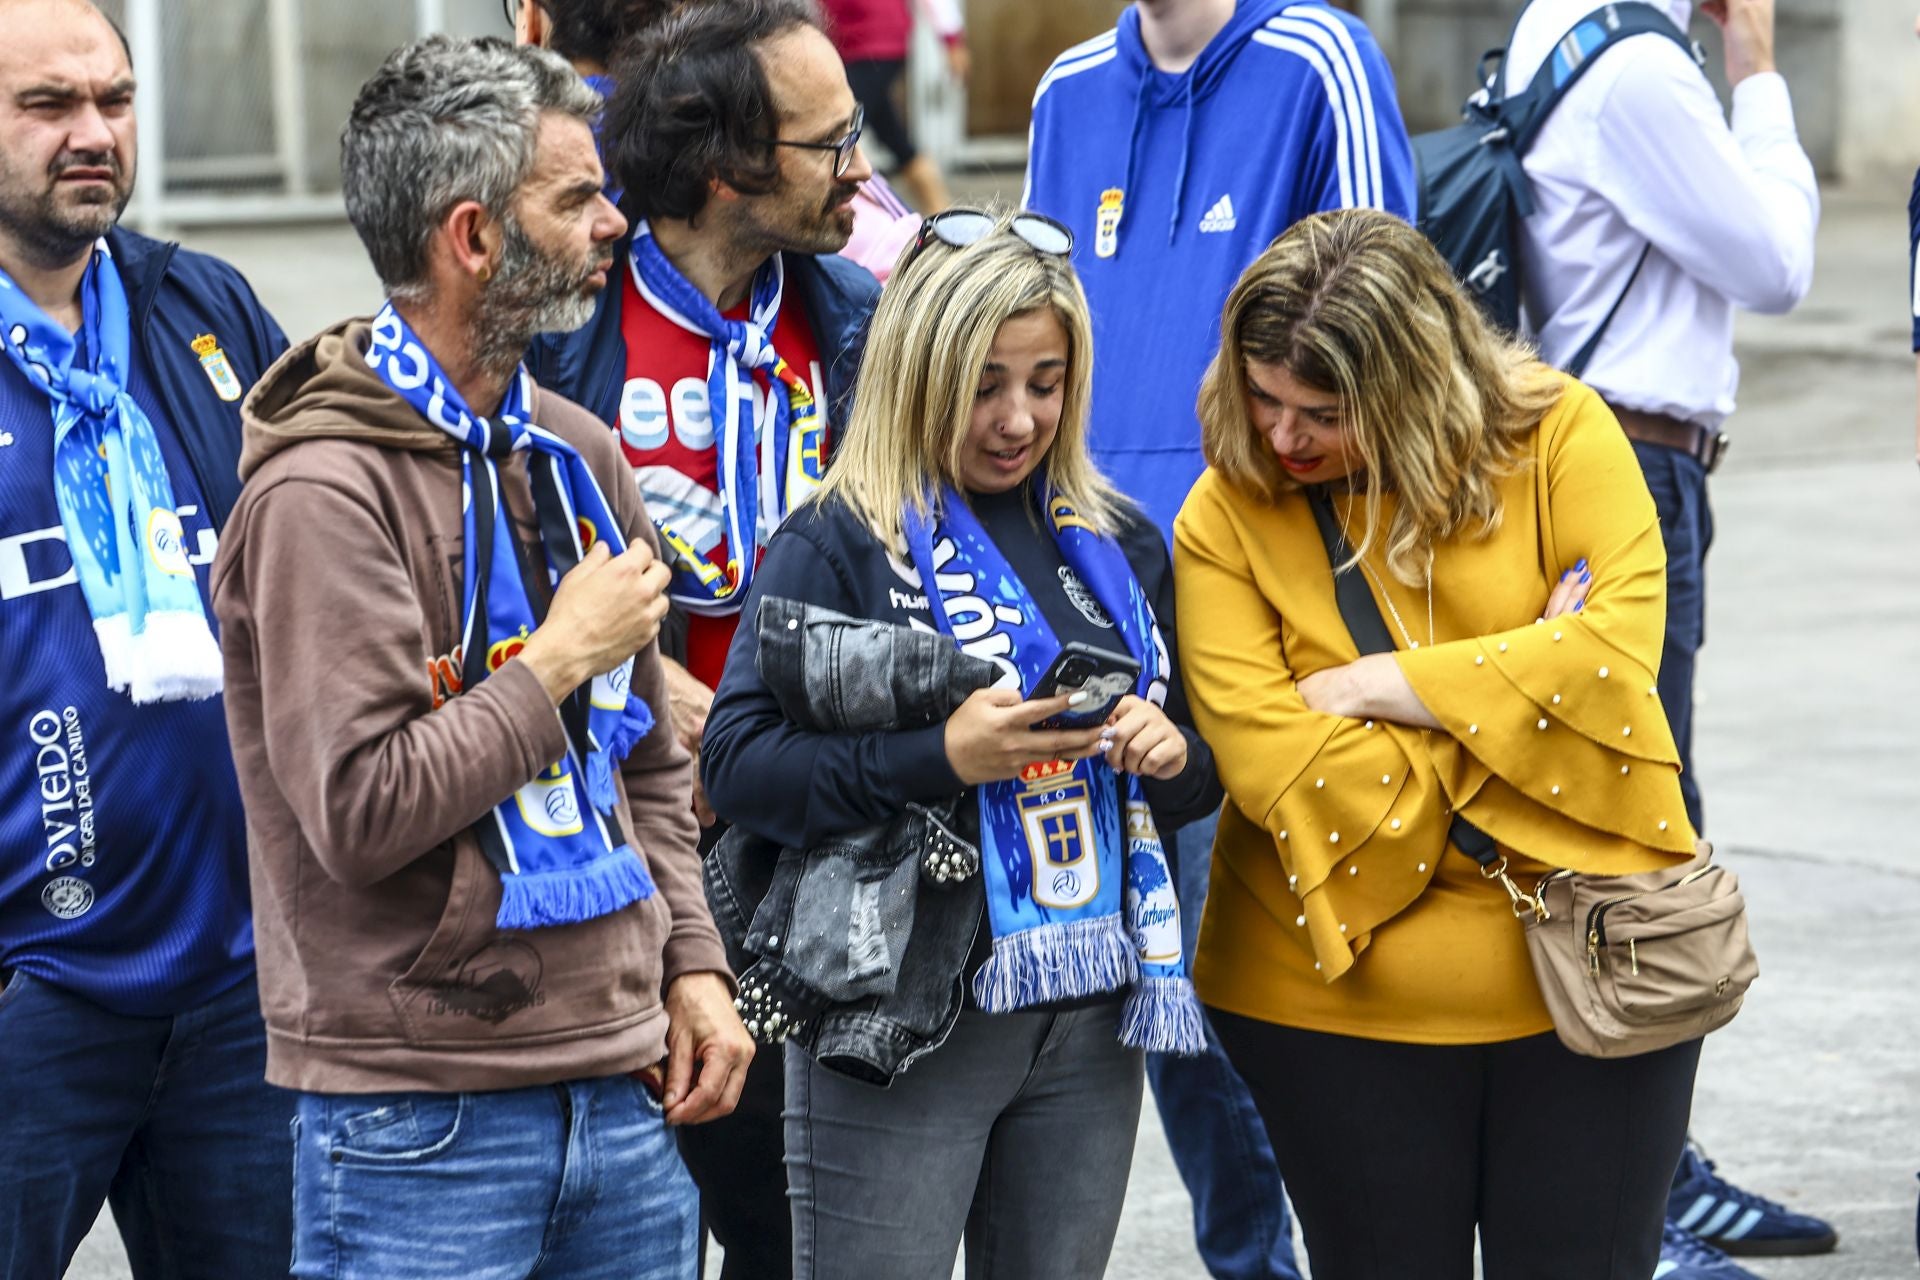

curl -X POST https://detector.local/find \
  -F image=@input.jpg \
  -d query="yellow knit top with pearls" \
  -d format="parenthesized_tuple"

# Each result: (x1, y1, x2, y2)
(1173, 378, 1697, 1044)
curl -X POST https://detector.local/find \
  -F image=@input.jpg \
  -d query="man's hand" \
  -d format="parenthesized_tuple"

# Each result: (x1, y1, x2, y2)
(1700, 0, 1776, 85)
(660, 971, 754, 1126)
(661, 656, 717, 826)
(515, 541, 672, 703)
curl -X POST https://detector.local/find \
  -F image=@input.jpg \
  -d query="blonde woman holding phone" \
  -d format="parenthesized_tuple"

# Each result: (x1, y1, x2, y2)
(703, 209, 1220, 1278)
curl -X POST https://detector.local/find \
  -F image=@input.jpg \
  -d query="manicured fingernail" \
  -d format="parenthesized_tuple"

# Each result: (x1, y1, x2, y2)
(1575, 558, 1588, 572)
(1067, 691, 1093, 707)
(1098, 737, 1114, 752)
(1573, 600, 1583, 612)
(1579, 568, 1591, 582)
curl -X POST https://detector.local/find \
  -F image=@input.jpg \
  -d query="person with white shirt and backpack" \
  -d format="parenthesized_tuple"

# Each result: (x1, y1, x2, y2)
(1496, 1, 1832, 1275)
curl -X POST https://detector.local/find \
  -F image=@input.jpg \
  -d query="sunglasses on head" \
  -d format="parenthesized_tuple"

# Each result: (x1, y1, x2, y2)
(914, 208, 1074, 258)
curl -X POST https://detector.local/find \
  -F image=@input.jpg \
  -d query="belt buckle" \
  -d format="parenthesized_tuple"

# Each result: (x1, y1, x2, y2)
(1701, 430, 1730, 474)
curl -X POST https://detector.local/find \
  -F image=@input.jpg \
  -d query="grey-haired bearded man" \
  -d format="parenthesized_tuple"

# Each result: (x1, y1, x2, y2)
(211, 35, 748, 1277)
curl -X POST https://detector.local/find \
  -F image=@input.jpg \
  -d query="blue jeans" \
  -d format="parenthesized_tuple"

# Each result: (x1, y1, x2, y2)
(292, 1075, 699, 1279)
(1632, 440, 1712, 833)
(0, 968, 292, 1279)
(785, 1003, 1144, 1280)
(1144, 812, 1303, 1280)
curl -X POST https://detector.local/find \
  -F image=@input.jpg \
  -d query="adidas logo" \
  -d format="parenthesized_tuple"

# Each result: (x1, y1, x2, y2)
(1199, 195, 1237, 233)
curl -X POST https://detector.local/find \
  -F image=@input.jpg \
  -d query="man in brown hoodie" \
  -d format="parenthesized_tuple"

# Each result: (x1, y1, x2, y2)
(212, 35, 749, 1277)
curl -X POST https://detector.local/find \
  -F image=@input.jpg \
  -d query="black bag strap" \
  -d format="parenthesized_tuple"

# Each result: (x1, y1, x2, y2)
(1564, 242, 1652, 379)
(1304, 486, 1503, 869)
(1497, 3, 1696, 142)
(1304, 487, 1396, 658)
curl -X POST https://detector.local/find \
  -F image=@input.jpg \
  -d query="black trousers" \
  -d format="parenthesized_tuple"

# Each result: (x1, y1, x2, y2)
(677, 1036, 793, 1279)
(844, 58, 917, 168)
(1211, 1010, 1701, 1280)
(677, 821, 794, 1278)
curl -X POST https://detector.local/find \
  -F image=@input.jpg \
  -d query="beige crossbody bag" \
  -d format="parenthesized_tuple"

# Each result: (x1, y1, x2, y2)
(1306, 485, 1758, 1058)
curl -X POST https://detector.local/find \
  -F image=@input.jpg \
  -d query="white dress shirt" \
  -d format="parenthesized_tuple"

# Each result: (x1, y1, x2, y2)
(1506, 0, 1819, 428)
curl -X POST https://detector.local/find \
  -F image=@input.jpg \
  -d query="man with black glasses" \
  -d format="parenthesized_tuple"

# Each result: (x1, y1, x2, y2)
(527, 3, 881, 1274)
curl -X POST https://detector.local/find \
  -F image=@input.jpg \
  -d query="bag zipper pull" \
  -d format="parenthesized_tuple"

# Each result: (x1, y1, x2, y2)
(1629, 937, 1639, 975)
(1587, 927, 1601, 974)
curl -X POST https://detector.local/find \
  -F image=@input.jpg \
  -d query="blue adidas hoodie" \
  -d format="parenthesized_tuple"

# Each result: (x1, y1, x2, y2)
(1024, 1, 1415, 538)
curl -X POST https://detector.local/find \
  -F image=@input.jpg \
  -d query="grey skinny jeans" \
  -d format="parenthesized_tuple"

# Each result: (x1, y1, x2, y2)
(784, 1002, 1146, 1280)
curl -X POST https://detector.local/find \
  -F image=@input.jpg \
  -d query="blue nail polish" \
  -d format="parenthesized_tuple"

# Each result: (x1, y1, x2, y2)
(1574, 600, 1584, 611)
(1575, 557, 1588, 572)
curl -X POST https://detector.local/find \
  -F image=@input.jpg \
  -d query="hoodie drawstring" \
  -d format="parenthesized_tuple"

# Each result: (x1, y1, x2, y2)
(1167, 77, 1197, 245)
(1113, 70, 1152, 260)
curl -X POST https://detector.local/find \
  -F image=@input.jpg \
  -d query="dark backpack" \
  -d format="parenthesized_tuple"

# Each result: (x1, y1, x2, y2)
(1412, 2, 1697, 374)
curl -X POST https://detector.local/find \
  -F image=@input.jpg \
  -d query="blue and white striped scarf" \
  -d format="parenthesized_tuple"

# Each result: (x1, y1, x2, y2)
(365, 303, 656, 930)
(0, 242, 221, 703)
(904, 488, 1203, 1054)
(627, 222, 826, 614)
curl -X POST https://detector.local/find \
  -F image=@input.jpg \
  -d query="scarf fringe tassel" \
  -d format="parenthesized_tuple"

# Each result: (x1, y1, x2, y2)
(971, 915, 1138, 1013)
(95, 611, 223, 704)
(584, 699, 658, 812)
(496, 845, 656, 931)
(1120, 974, 1208, 1056)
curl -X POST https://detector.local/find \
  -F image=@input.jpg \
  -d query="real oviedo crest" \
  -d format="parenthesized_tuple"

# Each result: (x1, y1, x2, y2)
(191, 333, 242, 402)
(1095, 189, 1125, 260)
(1018, 758, 1098, 910)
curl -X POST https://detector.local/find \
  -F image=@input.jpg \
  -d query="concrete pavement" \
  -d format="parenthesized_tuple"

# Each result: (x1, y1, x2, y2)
(65, 176, 1920, 1278)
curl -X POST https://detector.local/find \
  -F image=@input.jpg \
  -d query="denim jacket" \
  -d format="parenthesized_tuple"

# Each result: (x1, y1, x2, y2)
(703, 596, 998, 1084)
(703, 495, 1222, 1083)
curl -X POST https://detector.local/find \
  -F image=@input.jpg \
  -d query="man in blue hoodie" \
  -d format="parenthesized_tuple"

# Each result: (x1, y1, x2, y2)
(0, 2, 291, 1275)
(1025, 4, 1413, 1277)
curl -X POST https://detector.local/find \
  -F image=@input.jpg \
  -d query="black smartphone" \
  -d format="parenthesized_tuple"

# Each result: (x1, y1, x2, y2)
(1029, 641, 1140, 729)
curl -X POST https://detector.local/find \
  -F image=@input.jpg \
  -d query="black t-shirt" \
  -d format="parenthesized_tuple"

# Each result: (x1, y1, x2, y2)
(970, 485, 1125, 674)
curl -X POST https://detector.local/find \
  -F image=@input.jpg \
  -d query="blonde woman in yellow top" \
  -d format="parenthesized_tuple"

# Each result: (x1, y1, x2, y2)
(1175, 208, 1703, 1280)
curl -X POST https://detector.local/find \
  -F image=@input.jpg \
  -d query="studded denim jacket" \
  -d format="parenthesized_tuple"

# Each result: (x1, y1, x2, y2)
(703, 596, 998, 1086)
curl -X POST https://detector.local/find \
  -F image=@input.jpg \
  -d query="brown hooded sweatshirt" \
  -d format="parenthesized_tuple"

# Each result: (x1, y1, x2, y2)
(212, 318, 726, 1094)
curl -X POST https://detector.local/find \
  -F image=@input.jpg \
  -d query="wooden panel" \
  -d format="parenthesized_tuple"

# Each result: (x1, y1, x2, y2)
(964, 0, 1126, 137)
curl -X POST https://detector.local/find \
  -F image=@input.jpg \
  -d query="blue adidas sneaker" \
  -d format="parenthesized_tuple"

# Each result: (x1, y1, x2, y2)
(1668, 1140, 1838, 1257)
(1655, 1221, 1764, 1279)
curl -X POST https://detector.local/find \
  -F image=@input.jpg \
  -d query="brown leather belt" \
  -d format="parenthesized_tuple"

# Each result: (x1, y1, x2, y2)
(1606, 402, 1730, 474)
